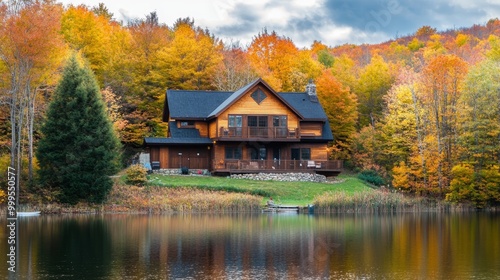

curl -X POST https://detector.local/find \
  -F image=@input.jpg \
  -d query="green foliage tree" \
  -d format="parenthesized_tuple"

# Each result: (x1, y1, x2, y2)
(446, 59, 500, 207)
(37, 56, 121, 204)
(355, 54, 394, 127)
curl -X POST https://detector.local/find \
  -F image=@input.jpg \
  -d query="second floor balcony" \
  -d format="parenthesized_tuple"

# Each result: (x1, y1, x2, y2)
(218, 126, 300, 141)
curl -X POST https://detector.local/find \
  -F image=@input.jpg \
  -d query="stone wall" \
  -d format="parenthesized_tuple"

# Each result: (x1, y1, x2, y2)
(152, 168, 210, 175)
(230, 173, 326, 183)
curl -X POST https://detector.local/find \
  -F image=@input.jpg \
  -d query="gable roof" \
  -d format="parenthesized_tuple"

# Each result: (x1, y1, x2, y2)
(278, 92, 327, 121)
(207, 78, 304, 119)
(207, 78, 260, 118)
(163, 78, 327, 122)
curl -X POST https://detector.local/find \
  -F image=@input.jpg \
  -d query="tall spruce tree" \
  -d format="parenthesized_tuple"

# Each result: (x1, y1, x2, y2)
(37, 56, 121, 204)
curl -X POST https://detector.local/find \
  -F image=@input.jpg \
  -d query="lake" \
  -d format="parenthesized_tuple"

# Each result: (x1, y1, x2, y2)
(2, 212, 499, 279)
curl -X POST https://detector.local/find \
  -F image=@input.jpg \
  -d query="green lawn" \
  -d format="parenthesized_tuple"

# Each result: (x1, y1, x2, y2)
(147, 174, 372, 206)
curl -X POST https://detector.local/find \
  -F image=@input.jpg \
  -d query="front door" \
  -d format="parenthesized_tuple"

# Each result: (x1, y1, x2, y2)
(272, 147, 282, 169)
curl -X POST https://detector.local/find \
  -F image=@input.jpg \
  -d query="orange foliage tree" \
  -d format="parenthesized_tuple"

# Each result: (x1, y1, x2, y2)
(316, 70, 358, 160)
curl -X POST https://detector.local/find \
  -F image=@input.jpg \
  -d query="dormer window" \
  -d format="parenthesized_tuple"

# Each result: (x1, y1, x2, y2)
(251, 89, 267, 104)
(180, 121, 195, 127)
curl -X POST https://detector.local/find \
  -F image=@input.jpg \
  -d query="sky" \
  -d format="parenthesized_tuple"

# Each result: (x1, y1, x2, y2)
(58, 0, 500, 48)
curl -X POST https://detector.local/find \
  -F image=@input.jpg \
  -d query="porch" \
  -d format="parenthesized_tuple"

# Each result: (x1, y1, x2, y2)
(212, 159, 343, 176)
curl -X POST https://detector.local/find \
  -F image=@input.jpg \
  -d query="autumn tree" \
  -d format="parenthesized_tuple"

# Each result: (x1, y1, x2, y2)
(247, 30, 299, 91)
(316, 70, 358, 160)
(446, 59, 500, 206)
(153, 19, 222, 90)
(0, 0, 65, 186)
(421, 54, 468, 193)
(355, 54, 394, 127)
(121, 11, 170, 146)
(37, 56, 121, 204)
(212, 42, 257, 91)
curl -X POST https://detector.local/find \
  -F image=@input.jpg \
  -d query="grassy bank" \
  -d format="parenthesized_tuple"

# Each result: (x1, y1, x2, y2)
(313, 191, 475, 213)
(4, 183, 262, 214)
(146, 174, 372, 206)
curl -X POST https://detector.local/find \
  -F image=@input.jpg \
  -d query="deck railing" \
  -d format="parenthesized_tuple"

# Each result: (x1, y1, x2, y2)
(213, 159, 343, 172)
(219, 127, 299, 139)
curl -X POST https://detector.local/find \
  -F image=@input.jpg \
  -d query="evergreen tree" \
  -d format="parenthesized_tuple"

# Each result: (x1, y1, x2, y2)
(37, 56, 121, 204)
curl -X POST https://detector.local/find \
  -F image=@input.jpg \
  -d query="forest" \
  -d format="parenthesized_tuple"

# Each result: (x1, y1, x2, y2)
(0, 0, 499, 207)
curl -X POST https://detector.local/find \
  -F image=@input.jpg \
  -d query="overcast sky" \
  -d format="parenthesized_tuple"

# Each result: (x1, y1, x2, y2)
(58, 0, 500, 48)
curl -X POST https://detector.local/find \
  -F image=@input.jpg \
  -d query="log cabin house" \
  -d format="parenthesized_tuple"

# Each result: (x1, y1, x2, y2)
(144, 78, 342, 176)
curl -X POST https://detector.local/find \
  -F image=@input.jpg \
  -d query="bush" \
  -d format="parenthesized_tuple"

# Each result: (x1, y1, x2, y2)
(358, 169, 385, 186)
(126, 165, 148, 186)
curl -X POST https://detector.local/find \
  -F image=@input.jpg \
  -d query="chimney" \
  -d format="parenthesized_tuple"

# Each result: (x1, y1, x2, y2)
(305, 79, 318, 102)
(306, 79, 316, 95)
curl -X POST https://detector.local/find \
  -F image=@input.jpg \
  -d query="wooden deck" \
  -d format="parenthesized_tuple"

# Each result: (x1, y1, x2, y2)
(212, 159, 342, 176)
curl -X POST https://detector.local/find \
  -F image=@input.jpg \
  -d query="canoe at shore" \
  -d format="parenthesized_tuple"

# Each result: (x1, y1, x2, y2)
(17, 211, 41, 217)
(263, 205, 299, 213)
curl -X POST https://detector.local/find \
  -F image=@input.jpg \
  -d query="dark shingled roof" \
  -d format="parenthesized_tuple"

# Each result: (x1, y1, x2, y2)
(168, 121, 202, 138)
(164, 81, 326, 121)
(322, 121, 334, 141)
(278, 92, 327, 121)
(166, 90, 232, 120)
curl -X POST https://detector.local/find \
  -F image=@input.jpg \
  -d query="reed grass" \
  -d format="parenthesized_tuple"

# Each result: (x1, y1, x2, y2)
(313, 191, 474, 213)
(105, 183, 262, 213)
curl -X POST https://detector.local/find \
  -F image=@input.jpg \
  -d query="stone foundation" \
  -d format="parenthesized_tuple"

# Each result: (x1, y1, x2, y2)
(152, 168, 210, 176)
(230, 172, 326, 183)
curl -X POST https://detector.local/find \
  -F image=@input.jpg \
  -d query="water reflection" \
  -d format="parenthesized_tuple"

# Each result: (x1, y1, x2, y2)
(1, 212, 499, 279)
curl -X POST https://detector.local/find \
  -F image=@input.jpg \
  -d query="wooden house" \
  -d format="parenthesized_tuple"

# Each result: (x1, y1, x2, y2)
(144, 78, 342, 175)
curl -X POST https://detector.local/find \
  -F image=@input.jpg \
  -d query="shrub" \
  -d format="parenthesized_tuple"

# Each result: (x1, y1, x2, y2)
(358, 169, 385, 186)
(126, 165, 148, 186)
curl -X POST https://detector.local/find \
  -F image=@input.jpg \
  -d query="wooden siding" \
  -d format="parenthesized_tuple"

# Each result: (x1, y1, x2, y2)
(150, 147, 160, 162)
(300, 122, 323, 137)
(209, 120, 217, 138)
(290, 143, 328, 160)
(195, 122, 208, 137)
(220, 85, 300, 129)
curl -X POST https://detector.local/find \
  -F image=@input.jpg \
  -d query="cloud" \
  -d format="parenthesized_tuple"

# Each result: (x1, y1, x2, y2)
(59, 0, 500, 48)
(213, 0, 500, 48)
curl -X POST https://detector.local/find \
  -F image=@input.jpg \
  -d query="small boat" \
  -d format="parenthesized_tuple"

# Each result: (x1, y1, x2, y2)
(17, 211, 41, 217)
(263, 204, 299, 213)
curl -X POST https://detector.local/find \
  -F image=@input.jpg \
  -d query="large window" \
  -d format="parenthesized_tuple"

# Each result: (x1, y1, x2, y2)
(291, 148, 311, 160)
(248, 116, 268, 137)
(228, 115, 243, 136)
(225, 147, 242, 160)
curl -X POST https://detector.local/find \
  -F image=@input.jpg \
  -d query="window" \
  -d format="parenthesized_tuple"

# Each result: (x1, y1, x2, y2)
(228, 115, 243, 136)
(248, 116, 268, 127)
(251, 89, 267, 104)
(225, 147, 242, 159)
(250, 147, 267, 160)
(180, 121, 194, 127)
(228, 115, 242, 127)
(301, 148, 311, 160)
(273, 116, 287, 127)
(291, 148, 311, 160)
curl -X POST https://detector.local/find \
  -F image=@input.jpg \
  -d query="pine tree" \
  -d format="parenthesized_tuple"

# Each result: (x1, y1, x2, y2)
(37, 56, 121, 204)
